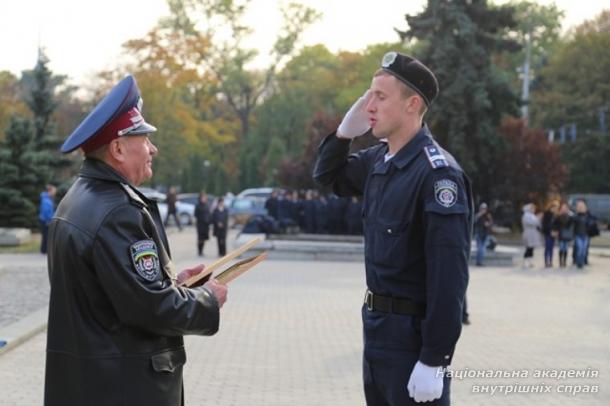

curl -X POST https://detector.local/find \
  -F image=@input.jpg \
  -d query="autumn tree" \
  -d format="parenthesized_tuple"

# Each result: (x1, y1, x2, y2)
(496, 117, 567, 206)
(161, 0, 321, 188)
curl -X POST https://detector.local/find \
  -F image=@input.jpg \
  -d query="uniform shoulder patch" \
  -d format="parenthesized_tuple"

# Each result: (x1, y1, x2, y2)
(130, 239, 161, 281)
(424, 145, 449, 169)
(434, 179, 458, 208)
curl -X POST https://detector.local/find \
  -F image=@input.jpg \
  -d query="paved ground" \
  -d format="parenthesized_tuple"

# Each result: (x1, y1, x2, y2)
(0, 227, 609, 405)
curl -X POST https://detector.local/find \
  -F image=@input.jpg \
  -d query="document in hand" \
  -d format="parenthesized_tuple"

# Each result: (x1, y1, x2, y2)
(181, 237, 267, 287)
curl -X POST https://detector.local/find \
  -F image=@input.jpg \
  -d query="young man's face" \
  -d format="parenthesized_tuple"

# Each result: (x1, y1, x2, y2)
(366, 74, 414, 139)
(119, 135, 158, 186)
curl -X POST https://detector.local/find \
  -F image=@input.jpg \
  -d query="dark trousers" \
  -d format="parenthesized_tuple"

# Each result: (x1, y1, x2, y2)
(217, 236, 226, 256)
(164, 212, 182, 230)
(544, 234, 555, 266)
(40, 221, 49, 254)
(363, 350, 451, 406)
(362, 306, 451, 405)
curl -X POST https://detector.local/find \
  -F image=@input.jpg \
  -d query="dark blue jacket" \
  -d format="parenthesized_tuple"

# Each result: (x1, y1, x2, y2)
(39, 191, 54, 224)
(313, 125, 473, 366)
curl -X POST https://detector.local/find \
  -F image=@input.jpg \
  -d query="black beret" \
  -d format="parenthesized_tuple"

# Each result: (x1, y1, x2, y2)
(381, 52, 439, 106)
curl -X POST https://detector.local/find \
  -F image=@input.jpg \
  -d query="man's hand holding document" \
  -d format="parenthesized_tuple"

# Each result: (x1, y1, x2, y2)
(179, 237, 267, 288)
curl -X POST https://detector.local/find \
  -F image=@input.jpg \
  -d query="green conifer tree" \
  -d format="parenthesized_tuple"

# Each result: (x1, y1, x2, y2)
(398, 0, 520, 199)
(0, 117, 50, 227)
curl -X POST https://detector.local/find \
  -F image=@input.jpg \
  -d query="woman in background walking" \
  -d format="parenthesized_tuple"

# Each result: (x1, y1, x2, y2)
(521, 203, 542, 268)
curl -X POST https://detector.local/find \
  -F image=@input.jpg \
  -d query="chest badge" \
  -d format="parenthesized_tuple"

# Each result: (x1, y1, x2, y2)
(434, 179, 458, 208)
(130, 239, 160, 281)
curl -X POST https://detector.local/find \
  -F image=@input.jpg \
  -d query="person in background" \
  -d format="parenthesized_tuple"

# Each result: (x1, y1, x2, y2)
(554, 202, 574, 268)
(164, 185, 182, 231)
(572, 199, 590, 269)
(264, 189, 279, 220)
(473, 202, 493, 266)
(212, 197, 229, 256)
(194, 191, 211, 256)
(521, 203, 542, 268)
(38, 184, 57, 254)
(541, 201, 559, 267)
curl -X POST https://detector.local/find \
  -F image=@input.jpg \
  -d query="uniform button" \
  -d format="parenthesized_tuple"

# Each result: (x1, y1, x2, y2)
(444, 355, 450, 359)
(387, 229, 392, 234)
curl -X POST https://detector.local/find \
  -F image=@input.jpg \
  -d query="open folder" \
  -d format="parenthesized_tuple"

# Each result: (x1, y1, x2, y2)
(180, 237, 267, 287)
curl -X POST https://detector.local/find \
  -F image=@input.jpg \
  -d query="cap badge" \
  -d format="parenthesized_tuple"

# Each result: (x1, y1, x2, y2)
(382, 52, 397, 68)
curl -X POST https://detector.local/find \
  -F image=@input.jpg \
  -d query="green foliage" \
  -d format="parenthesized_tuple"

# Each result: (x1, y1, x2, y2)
(531, 10, 610, 130)
(561, 133, 610, 193)
(0, 117, 50, 227)
(529, 10, 610, 193)
(497, 1, 564, 90)
(398, 0, 520, 200)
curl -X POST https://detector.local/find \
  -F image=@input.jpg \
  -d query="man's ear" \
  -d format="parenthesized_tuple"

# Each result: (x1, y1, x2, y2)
(107, 138, 126, 162)
(406, 95, 423, 115)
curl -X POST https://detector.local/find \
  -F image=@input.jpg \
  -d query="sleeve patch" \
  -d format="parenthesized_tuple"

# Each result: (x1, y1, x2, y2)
(130, 239, 160, 281)
(434, 179, 458, 208)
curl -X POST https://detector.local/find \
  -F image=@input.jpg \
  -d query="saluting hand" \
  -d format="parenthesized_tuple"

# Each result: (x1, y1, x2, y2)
(337, 90, 372, 139)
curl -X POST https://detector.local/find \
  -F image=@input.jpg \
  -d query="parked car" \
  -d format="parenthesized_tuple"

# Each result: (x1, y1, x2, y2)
(236, 187, 274, 200)
(228, 197, 268, 226)
(138, 187, 195, 225)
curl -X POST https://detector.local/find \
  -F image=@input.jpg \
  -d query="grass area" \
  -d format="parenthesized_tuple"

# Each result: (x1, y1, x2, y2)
(0, 234, 41, 254)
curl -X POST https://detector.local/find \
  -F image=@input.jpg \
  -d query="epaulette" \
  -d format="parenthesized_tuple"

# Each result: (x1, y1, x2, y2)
(120, 183, 147, 207)
(423, 144, 449, 169)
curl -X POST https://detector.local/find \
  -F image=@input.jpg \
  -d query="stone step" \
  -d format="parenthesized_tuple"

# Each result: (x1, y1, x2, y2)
(235, 234, 516, 266)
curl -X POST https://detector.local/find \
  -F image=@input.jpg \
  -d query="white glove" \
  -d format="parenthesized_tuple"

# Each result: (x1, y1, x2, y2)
(337, 90, 372, 139)
(407, 361, 444, 403)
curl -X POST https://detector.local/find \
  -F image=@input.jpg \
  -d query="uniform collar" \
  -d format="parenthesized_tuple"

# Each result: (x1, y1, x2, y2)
(372, 124, 433, 174)
(391, 124, 433, 170)
(80, 157, 132, 184)
(79, 158, 152, 205)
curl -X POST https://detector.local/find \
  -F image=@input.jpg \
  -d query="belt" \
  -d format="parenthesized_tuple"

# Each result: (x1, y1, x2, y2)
(364, 290, 426, 316)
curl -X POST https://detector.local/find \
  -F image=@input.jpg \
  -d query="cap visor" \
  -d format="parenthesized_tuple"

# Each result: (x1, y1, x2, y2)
(126, 121, 157, 135)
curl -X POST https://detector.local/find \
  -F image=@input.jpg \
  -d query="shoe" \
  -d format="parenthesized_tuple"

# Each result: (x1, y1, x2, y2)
(462, 317, 471, 325)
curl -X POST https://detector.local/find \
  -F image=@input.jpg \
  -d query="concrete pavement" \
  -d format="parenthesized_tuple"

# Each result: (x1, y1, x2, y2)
(0, 227, 609, 405)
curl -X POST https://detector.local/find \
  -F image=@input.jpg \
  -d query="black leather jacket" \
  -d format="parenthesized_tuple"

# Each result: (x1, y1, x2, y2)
(44, 158, 219, 406)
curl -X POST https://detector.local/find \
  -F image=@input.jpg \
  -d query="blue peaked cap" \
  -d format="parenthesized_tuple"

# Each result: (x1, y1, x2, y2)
(61, 75, 157, 153)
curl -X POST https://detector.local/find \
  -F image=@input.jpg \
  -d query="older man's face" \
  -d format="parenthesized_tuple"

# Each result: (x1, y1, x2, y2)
(119, 135, 158, 186)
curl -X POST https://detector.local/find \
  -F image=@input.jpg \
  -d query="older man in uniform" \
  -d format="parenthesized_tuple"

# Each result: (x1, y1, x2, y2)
(45, 75, 227, 406)
(314, 52, 473, 405)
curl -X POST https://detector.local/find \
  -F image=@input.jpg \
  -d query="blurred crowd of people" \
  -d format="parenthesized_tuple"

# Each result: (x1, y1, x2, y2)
(263, 189, 363, 235)
(522, 199, 600, 269)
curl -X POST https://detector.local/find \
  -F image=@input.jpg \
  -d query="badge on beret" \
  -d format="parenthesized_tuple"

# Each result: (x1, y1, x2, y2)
(130, 239, 160, 281)
(382, 51, 397, 68)
(434, 179, 458, 208)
